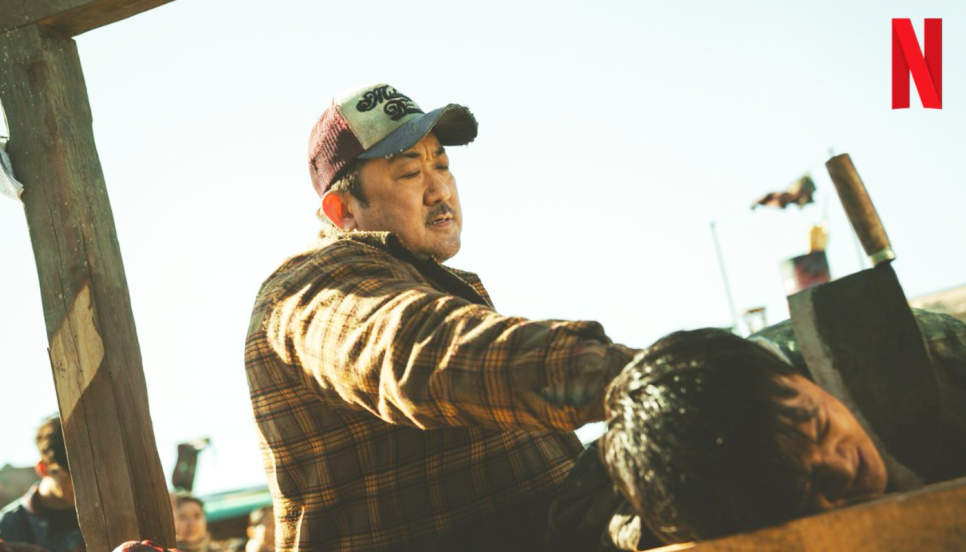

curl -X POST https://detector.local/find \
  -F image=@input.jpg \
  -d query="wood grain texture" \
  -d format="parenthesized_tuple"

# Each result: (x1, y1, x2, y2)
(49, 283, 105, 420)
(644, 477, 966, 552)
(0, 23, 176, 551)
(0, 0, 176, 36)
(825, 154, 892, 261)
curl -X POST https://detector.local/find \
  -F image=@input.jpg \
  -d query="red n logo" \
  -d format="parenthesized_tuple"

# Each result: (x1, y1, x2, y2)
(892, 18, 942, 109)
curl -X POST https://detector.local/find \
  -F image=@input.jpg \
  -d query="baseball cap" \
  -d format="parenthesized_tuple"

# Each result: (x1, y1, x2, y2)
(308, 83, 478, 197)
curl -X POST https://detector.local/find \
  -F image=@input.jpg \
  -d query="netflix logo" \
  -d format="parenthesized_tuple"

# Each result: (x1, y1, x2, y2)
(892, 18, 942, 109)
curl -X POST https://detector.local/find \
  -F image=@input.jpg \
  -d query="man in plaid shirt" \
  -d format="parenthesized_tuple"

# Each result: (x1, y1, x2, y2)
(245, 83, 639, 552)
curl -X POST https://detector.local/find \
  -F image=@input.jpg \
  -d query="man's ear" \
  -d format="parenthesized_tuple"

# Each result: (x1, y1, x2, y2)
(321, 191, 358, 231)
(35, 460, 48, 478)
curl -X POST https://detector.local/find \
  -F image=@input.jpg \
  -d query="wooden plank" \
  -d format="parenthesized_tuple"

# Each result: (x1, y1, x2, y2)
(0, 0, 176, 37)
(645, 477, 966, 552)
(0, 23, 176, 551)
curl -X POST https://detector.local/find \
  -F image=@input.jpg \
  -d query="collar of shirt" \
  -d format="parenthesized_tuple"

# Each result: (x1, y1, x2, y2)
(316, 225, 490, 307)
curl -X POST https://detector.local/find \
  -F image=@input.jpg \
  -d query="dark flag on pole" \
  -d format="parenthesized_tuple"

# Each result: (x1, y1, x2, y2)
(751, 175, 816, 210)
(171, 438, 210, 493)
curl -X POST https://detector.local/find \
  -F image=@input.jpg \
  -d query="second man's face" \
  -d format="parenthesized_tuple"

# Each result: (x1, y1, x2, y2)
(779, 374, 889, 511)
(351, 132, 463, 262)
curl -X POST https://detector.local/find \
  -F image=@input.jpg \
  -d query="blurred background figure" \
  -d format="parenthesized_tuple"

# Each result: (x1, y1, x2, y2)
(172, 495, 221, 552)
(244, 507, 273, 552)
(0, 539, 54, 552)
(111, 540, 185, 552)
(0, 417, 84, 552)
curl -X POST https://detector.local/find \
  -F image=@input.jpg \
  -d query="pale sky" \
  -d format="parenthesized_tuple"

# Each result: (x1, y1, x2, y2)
(1, 0, 963, 496)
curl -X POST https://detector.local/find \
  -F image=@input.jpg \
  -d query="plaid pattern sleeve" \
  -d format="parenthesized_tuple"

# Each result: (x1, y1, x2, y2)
(253, 233, 635, 432)
(245, 230, 639, 552)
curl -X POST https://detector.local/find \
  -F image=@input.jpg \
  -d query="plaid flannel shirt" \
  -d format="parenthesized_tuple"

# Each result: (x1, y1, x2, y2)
(245, 227, 638, 552)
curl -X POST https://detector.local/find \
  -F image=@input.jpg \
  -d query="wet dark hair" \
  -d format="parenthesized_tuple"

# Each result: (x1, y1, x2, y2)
(600, 328, 817, 543)
(36, 416, 69, 472)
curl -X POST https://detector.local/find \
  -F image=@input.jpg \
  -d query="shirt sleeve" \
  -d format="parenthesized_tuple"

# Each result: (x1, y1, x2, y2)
(260, 242, 638, 432)
(0, 506, 30, 545)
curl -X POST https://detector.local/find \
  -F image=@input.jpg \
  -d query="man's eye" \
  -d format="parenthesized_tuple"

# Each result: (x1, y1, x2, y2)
(401, 171, 420, 179)
(813, 412, 829, 443)
(437, 164, 449, 171)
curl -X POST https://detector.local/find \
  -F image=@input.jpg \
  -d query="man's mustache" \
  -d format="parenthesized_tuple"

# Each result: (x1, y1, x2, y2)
(426, 204, 456, 224)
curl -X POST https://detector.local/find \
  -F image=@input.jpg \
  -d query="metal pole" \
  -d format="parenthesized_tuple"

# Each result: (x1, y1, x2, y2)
(710, 221, 741, 335)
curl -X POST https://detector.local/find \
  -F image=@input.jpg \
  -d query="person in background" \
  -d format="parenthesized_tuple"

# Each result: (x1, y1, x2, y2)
(111, 540, 185, 552)
(0, 539, 52, 552)
(0, 417, 84, 552)
(172, 495, 220, 552)
(244, 507, 273, 552)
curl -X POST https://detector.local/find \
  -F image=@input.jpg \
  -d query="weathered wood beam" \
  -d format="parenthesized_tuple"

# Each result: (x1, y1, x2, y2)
(0, 23, 176, 551)
(645, 477, 966, 552)
(0, 0, 175, 37)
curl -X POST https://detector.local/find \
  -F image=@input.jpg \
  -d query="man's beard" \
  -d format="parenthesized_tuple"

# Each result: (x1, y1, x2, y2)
(421, 203, 460, 262)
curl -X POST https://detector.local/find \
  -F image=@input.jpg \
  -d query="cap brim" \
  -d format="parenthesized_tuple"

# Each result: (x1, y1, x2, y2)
(358, 104, 477, 159)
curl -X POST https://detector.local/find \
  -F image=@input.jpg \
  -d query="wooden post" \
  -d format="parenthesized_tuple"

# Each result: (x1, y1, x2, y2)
(0, 1, 177, 550)
(0, 0, 176, 36)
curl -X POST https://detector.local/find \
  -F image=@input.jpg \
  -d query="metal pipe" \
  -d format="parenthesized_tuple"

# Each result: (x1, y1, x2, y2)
(710, 221, 741, 335)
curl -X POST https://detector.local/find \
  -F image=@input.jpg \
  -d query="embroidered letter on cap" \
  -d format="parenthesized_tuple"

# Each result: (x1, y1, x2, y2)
(355, 85, 424, 120)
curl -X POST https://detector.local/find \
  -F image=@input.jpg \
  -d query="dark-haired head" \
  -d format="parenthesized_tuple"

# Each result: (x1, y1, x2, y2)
(600, 328, 817, 543)
(36, 416, 69, 472)
(174, 493, 205, 510)
(173, 493, 209, 547)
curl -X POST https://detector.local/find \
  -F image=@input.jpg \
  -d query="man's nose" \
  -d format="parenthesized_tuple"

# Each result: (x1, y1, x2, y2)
(814, 452, 855, 499)
(424, 169, 451, 205)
